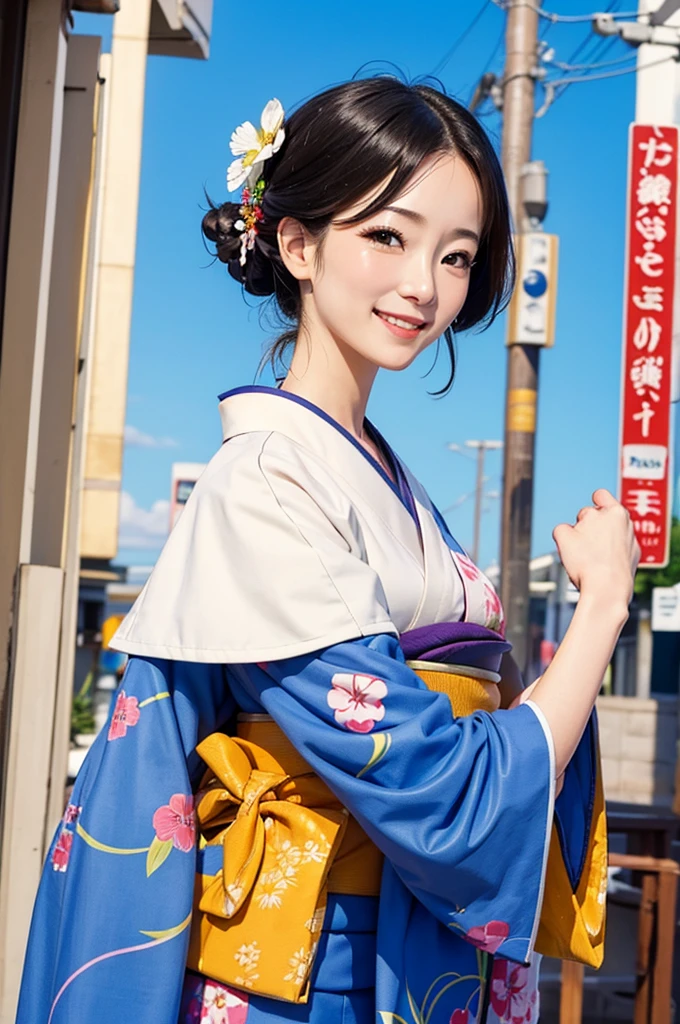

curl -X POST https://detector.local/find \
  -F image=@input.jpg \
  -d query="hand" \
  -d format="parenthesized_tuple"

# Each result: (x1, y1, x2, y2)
(552, 489, 640, 608)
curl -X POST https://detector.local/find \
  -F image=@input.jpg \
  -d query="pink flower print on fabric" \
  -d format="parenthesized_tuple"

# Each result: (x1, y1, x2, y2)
(107, 690, 140, 741)
(490, 960, 537, 1024)
(179, 974, 249, 1024)
(51, 829, 73, 872)
(327, 672, 387, 733)
(62, 802, 81, 825)
(456, 552, 481, 582)
(201, 980, 249, 1024)
(483, 583, 506, 637)
(50, 803, 81, 872)
(465, 919, 509, 954)
(153, 794, 196, 852)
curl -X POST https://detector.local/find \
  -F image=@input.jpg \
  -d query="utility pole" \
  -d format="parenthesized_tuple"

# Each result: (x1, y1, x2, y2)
(448, 440, 502, 563)
(499, 0, 543, 673)
(473, 443, 485, 565)
(469, 440, 503, 563)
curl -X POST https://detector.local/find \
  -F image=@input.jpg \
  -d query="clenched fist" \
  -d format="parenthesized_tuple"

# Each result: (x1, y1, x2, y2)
(552, 489, 640, 608)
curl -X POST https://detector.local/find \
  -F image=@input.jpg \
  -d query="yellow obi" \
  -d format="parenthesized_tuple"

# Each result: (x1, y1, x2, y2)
(187, 661, 606, 1003)
(187, 722, 348, 1003)
(406, 660, 501, 714)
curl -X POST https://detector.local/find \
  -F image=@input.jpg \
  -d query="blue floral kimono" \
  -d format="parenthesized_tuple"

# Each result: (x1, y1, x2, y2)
(16, 387, 604, 1024)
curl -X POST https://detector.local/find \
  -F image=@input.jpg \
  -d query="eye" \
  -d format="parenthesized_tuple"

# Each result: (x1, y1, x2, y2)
(360, 226, 406, 249)
(443, 251, 476, 271)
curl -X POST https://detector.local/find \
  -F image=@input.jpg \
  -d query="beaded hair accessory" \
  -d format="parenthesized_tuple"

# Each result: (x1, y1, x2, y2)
(227, 98, 285, 266)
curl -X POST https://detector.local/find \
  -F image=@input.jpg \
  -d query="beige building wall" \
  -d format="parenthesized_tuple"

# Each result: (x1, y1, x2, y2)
(0, 2, 68, 1018)
(43, 41, 112, 845)
(0, 0, 66, 739)
(0, 24, 106, 1021)
(80, 0, 153, 560)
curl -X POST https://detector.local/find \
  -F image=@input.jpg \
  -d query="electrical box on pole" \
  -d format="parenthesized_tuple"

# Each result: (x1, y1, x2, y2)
(506, 232, 559, 348)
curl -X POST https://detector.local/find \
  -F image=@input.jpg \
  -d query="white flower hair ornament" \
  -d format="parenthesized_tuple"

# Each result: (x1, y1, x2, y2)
(227, 98, 285, 192)
(226, 99, 285, 267)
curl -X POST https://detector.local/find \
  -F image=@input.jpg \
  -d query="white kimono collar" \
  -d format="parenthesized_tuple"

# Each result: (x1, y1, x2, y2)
(110, 385, 477, 663)
(218, 386, 471, 629)
(218, 385, 415, 518)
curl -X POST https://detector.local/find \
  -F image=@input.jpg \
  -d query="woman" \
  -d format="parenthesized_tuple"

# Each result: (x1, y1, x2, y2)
(17, 78, 638, 1024)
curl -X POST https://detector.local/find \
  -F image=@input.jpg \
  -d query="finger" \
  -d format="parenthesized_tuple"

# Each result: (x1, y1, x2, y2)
(576, 506, 595, 523)
(592, 488, 618, 509)
(552, 523, 574, 546)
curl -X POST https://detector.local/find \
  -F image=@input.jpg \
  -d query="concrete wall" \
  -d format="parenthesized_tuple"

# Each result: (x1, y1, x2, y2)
(597, 694, 679, 805)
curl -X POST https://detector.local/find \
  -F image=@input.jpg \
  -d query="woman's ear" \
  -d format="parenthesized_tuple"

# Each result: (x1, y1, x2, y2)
(277, 217, 316, 282)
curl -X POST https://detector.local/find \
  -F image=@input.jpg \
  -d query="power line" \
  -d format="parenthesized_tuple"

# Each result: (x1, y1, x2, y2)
(579, 34, 621, 67)
(538, 8, 557, 41)
(561, 24, 605, 70)
(474, 0, 628, 116)
(547, 51, 676, 86)
(466, 20, 507, 107)
(564, 27, 600, 66)
(491, 0, 637, 22)
(547, 49, 636, 71)
(480, 20, 507, 74)
(430, 1, 492, 77)
(548, 7, 622, 107)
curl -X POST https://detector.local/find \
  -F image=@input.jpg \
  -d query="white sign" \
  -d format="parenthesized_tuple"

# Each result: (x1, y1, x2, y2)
(621, 443, 668, 480)
(652, 584, 680, 631)
(507, 233, 559, 347)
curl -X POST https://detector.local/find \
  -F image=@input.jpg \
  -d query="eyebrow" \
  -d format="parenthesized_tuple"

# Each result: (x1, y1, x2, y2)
(384, 205, 480, 245)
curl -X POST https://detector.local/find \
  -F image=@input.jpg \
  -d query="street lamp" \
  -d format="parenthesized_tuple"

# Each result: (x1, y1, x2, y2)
(447, 440, 503, 563)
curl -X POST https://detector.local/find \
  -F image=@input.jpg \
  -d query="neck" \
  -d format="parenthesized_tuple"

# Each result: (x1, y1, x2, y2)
(280, 315, 378, 438)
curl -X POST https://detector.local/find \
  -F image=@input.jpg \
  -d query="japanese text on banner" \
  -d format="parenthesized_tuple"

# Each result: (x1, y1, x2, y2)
(619, 125, 678, 568)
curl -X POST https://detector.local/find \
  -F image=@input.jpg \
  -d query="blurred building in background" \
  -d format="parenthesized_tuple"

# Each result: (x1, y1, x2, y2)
(170, 461, 207, 529)
(0, 1, 213, 1017)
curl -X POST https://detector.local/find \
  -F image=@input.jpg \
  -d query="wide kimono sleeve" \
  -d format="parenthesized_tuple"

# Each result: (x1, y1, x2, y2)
(235, 633, 556, 966)
(16, 658, 235, 1024)
(536, 710, 607, 966)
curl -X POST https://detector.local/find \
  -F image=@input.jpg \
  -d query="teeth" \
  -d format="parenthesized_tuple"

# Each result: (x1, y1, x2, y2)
(379, 313, 423, 330)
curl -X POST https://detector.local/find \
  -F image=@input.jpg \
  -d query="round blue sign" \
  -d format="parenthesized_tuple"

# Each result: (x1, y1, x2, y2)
(523, 269, 547, 298)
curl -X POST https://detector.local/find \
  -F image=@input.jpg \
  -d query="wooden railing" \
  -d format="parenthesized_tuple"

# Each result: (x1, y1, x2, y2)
(559, 852, 679, 1024)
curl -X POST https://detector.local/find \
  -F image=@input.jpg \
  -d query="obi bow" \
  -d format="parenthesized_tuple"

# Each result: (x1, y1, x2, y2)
(186, 728, 348, 1003)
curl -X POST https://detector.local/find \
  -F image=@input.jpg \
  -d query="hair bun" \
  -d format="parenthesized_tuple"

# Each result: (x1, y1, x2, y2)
(202, 194, 278, 295)
(202, 201, 244, 268)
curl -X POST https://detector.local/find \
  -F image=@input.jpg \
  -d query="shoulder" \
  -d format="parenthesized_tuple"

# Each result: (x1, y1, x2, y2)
(194, 430, 358, 544)
(111, 430, 395, 663)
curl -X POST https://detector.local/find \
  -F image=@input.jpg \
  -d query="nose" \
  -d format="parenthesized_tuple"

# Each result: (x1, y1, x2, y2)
(397, 252, 436, 306)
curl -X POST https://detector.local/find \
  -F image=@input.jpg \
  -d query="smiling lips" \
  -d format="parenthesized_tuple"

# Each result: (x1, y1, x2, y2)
(374, 309, 429, 340)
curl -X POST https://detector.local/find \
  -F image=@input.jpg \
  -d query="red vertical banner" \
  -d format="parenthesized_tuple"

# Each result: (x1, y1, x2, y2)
(619, 124, 678, 568)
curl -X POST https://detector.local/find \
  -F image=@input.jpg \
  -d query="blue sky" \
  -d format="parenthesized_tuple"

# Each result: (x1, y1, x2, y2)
(75, 1, 645, 569)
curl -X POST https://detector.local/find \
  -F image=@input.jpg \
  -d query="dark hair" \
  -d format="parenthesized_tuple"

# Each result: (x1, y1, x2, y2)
(202, 77, 514, 392)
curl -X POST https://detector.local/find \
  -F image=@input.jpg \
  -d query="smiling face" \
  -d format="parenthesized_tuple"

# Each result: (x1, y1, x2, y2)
(291, 152, 483, 374)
